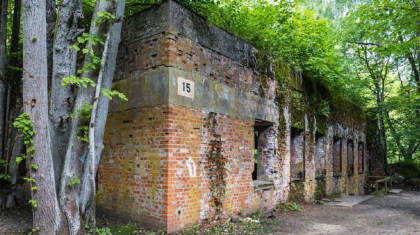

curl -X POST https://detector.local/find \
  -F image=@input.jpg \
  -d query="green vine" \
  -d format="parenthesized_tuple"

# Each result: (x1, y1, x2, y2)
(62, 31, 128, 144)
(206, 112, 227, 219)
(13, 113, 38, 207)
(0, 159, 12, 180)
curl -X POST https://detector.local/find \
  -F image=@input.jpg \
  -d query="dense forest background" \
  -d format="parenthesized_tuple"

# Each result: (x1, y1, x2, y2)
(0, 0, 419, 234)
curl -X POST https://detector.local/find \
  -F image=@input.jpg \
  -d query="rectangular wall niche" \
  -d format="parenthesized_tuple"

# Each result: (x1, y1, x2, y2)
(291, 128, 305, 180)
(333, 137, 342, 175)
(315, 134, 326, 178)
(347, 140, 354, 175)
(358, 142, 364, 173)
(253, 120, 275, 182)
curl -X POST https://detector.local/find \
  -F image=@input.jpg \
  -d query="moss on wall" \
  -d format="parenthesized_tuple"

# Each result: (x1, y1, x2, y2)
(289, 181, 305, 203)
(315, 179, 326, 200)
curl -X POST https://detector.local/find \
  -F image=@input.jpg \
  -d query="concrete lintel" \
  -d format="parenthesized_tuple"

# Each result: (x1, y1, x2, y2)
(168, 67, 279, 124)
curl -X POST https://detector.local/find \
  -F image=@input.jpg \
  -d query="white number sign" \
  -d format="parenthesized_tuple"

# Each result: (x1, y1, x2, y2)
(178, 77, 194, 99)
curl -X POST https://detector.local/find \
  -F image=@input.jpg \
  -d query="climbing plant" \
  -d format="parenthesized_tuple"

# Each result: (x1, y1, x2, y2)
(206, 112, 227, 219)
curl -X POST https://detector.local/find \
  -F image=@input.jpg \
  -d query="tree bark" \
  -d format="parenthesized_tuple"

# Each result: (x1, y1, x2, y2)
(46, 0, 56, 91)
(22, 1, 62, 234)
(58, 1, 113, 233)
(0, 0, 24, 209)
(20, 0, 126, 233)
(5, 133, 23, 209)
(80, 0, 126, 224)
(0, 0, 8, 161)
(50, 0, 82, 191)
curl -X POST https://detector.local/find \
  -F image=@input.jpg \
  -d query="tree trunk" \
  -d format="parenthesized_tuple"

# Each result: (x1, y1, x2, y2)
(359, 45, 388, 172)
(22, 1, 62, 234)
(46, 0, 56, 91)
(21, 0, 126, 233)
(5, 133, 23, 209)
(1, 0, 23, 209)
(0, 82, 4, 162)
(50, 0, 82, 191)
(80, 0, 126, 224)
(0, 0, 8, 161)
(58, 1, 113, 233)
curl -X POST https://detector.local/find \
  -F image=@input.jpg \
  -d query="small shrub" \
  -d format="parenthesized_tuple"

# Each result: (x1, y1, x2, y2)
(275, 202, 303, 212)
(250, 210, 263, 220)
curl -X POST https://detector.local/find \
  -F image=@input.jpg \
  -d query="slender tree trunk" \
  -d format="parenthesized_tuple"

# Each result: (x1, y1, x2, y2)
(0, 0, 8, 161)
(46, 0, 56, 90)
(5, 133, 23, 208)
(359, 45, 388, 172)
(0, 82, 4, 161)
(81, 0, 126, 225)
(2, 0, 23, 209)
(374, 82, 388, 172)
(22, 1, 62, 234)
(0, 0, 8, 210)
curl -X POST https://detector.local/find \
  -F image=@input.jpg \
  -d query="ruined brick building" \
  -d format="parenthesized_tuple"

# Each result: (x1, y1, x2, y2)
(97, 1, 371, 233)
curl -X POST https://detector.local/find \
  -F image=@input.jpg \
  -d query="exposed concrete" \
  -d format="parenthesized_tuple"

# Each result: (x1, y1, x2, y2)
(110, 66, 279, 124)
(168, 68, 278, 123)
(325, 195, 374, 207)
(389, 189, 402, 194)
(109, 67, 170, 111)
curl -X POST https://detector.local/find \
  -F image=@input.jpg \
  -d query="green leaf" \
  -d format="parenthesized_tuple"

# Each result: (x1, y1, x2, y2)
(100, 88, 128, 101)
(29, 199, 38, 208)
(24, 177, 35, 183)
(71, 44, 80, 51)
(77, 37, 86, 43)
(62, 75, 95, 88)
(27, 145, 36, 153)
(0, 174, 10, 180)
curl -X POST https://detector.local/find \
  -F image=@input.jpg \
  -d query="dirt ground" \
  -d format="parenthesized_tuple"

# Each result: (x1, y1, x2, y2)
(1, 188, 420, 235)
(0, 204, 32, 234)
(272, 188, 420, 235)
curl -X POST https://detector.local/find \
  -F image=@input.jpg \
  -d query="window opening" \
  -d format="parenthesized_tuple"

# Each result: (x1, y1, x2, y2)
(252, 120, 274, 182)
(347, 140, 354, 175)
(252, 129, 258, 180)
(291, 128, 305, 180)
(358, 142, 364, 173)
(315, 134, 326, 178)
(333, 137, 342, 175)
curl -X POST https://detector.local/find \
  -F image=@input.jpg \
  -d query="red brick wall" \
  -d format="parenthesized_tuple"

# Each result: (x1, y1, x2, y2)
(161, 104, 278, 232)
(116, 31, 275, 100)
(98, 103, 280, 232)
(97, 106, 171, 228)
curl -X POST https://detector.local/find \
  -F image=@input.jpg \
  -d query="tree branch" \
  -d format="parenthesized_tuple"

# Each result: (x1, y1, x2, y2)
(349, 41, 382, 47)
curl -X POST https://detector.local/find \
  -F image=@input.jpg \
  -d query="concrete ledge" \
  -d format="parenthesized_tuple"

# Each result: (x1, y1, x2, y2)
(253, 180, 274, 191)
